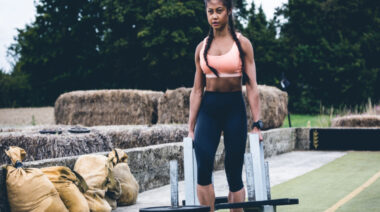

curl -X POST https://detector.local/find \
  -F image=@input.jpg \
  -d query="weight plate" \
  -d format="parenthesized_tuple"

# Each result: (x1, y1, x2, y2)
(68, 126, 90, 134)
(39, 129, 63, 134)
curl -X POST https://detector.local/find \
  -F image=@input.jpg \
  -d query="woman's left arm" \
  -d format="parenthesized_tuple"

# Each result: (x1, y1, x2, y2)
(240, 35, 263, 140)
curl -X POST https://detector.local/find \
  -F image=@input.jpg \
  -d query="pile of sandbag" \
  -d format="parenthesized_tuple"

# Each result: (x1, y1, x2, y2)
(41, 166, 90, 212)
(4, 147, 139, 212)
(74, 154, 120, 211)
(5, 146, 69, 212)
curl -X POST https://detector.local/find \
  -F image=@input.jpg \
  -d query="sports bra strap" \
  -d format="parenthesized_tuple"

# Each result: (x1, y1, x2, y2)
(202, 37, 208, 50)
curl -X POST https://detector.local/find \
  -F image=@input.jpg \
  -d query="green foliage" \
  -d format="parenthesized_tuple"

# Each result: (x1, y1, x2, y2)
(8, 0, 105, 106)
(244, 3, 282, 86)
(0, 67, 31, 107)
(137, 0, 208, 90)
(277, 0, 380, 113)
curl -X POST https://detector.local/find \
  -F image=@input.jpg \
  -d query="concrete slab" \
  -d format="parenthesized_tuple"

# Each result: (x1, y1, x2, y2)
(114, 150, 346, 212)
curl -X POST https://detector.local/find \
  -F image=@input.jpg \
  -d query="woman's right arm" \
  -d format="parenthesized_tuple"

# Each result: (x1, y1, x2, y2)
(188, 42, 205, 139)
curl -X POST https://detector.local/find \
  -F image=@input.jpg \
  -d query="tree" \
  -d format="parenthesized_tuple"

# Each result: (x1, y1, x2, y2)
(277, 0, 380, 113)
(244, 3, 282, 86)
(138, 0, 208, 90)
(9, 0, 104, 105)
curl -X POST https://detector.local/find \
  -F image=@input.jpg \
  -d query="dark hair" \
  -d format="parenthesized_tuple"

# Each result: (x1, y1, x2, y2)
(203, 0, 247, 81)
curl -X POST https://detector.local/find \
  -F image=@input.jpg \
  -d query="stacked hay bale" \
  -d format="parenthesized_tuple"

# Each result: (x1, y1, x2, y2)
(0, 124, 189, 165)
(92, 124, 187, 149)
(157, 87, 191, 124)
(246, 85, 288, 130)
(55, 89, 164, 126)
(0, 126, 113, 165)
(332, 115, 380, 127)
(157, 86, 288, 129)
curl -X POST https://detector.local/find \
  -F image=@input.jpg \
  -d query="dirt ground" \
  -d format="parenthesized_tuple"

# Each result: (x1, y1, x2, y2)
(0, 107, 55, 127)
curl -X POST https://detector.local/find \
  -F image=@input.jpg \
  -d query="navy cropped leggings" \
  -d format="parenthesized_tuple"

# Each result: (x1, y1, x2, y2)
(194, 91, 247, 192)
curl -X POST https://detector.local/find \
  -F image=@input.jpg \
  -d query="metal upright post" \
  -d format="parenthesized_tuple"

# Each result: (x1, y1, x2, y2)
(184, 137, 199, 205)
(244, 153, 255, 201)
(248, 133, 267, 201)
(259, 141, 268, 199)
(170, 160, 179, 207)
(265, 161, 271, 200)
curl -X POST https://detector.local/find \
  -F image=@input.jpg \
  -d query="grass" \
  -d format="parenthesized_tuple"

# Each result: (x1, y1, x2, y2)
(281, 99, 380, 128)
(281, 114, 331, 128)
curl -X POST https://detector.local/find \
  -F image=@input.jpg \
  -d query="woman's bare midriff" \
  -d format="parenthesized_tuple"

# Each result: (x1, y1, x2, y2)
(205, 76, 242, 92)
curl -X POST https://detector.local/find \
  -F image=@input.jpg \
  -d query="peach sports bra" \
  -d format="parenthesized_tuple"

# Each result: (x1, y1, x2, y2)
(199, 33, 242, 78)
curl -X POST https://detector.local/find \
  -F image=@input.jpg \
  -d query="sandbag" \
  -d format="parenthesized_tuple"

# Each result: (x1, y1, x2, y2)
(74, 154, 121, 211)
(104, 173, 121, 209)
(41, 166, 90, 212)
(84, 190, 112, 212)
(108, 149, 139, 206)
(5, 146, 68, 212)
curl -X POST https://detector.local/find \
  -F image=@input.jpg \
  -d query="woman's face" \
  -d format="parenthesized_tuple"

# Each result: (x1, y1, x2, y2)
(206, 0, 230, 30)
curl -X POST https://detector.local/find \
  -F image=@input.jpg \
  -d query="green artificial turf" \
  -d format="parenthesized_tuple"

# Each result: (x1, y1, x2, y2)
(271, 151, 380, 212)
(336, 171, 380, 212)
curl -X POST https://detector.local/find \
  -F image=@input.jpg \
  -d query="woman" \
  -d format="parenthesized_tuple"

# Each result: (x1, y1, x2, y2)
(187, 0, 263, 211)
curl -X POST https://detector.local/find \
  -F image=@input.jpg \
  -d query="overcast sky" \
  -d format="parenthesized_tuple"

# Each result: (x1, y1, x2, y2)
(0, 0, 287, 73)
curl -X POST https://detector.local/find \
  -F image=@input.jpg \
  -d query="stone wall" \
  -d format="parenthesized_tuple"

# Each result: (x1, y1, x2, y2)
(295, 128, 311, 150)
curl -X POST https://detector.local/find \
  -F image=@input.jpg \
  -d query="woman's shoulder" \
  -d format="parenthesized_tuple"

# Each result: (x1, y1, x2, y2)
(195, 40, 204, 60)
(236, 32, 252, 51)
(195, 38, 207, 55)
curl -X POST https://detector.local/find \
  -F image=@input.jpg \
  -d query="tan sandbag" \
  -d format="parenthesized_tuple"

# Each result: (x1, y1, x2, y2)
(84, 190, 112, 212)
(41, 166, 90, 212)
(104, 195, 117, 209)
(108, 149, 139, 206)
(74, 154, 121, 211)
(104, 173, 121, 210)
(5, 146, 69, 212)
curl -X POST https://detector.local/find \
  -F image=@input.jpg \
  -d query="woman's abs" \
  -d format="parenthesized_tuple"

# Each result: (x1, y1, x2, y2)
(205, 76, 242, 92)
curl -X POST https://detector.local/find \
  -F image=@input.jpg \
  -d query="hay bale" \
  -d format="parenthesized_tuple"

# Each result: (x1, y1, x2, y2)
(244, 85, 288, 130)
(0, 124, 188, 165)
(0, 125, 113, 165)
(332, 115, 380, 127)
(91, 124, 188, 149)
(157, 87, 191, 124)
(157, 86, 288, 129)
(55, 89, 164, 126)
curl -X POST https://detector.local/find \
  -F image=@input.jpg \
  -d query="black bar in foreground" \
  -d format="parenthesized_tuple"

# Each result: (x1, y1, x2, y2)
(215, 198, 299, 210)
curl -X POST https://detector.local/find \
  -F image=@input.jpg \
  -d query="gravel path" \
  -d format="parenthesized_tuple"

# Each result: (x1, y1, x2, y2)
(0, 107, 54, 127)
